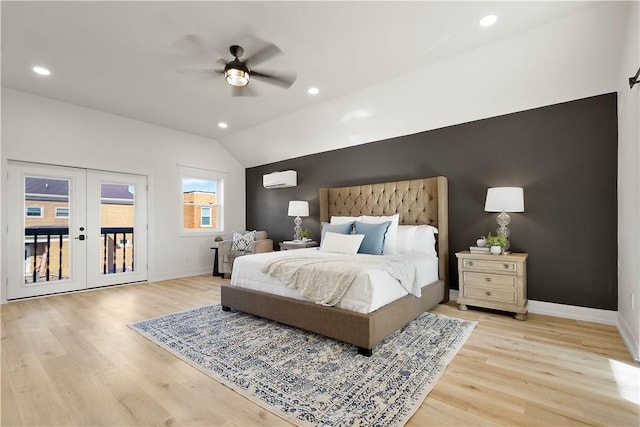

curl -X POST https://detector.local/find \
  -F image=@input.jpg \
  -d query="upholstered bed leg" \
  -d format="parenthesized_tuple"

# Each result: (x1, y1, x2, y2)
(222, 306, 231, 312)
(357, 347, 373, 357)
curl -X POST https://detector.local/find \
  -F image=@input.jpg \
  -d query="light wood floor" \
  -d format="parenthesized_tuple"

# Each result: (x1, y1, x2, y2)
(2, 275, 638, 426)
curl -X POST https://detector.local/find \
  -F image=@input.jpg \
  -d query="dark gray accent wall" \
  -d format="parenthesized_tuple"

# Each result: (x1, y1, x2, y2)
(246, 93, 618, 310)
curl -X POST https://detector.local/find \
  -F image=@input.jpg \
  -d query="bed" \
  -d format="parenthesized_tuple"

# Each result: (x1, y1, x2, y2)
(221, 176, 449, 356)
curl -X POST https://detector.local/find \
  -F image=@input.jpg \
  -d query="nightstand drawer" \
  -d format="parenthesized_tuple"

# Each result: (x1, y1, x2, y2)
(463, 272, 516, 288)
(463, 258, 518, 273)
(464, 284, 516, 304)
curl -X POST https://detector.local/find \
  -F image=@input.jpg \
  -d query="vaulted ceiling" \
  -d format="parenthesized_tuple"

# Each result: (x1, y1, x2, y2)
(1, 1, 626, 167)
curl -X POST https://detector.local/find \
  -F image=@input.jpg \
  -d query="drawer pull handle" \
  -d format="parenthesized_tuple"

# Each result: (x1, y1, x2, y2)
(468, 261, 474, 266)
(485, 277, 491, 282)
(504, 264, 510, 269)
(485, 291, 492, 296)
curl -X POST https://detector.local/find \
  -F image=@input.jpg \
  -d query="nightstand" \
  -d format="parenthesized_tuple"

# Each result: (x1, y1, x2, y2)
(279, 240, 319, 250)
(455, 251, 528, 320)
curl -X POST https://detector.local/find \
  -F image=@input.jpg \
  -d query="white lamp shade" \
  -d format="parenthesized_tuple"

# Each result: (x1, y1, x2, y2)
(484, 187, 524, 212)
(288, 200, 309, 217)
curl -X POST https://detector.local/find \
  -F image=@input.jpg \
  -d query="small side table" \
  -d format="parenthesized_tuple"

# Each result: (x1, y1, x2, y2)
(280, 240, 319, 250)
(455, 251, 528, 320)
(210, 246, 223, 277)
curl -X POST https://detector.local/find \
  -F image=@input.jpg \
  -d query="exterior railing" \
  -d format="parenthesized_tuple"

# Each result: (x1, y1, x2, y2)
(101, 227, 134, 274)
(24, 226, 135, 283)
(24, 226, 67, 282)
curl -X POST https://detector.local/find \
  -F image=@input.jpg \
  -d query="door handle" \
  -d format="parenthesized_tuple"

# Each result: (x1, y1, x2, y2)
(75, 226, 86, 240)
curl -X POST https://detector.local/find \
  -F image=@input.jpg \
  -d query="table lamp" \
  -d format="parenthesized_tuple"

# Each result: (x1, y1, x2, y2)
(484, 187, 524, 251)
(288, 200, 309, 241)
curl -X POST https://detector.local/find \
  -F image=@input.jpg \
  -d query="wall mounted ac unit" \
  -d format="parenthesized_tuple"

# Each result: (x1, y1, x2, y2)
(263, 170, 297, 189)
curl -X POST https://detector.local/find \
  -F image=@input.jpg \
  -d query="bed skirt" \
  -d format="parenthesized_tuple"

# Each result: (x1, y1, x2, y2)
(220, 279, 445, 355)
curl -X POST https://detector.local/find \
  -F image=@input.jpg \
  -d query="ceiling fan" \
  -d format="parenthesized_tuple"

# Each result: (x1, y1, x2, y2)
(174, 35, 296, 96)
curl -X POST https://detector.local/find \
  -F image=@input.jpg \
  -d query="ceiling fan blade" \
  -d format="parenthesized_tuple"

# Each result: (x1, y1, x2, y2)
(244, 43, 282, 67)
(231, 85, 257, 97)
(174, 68, 219, 82)
(251, 70, 296, 89)
(173, 34, 226, 62)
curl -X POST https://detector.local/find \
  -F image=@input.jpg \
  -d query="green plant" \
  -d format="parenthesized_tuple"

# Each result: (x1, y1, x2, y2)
(214, 236, 223, 242)
(301, 229, 311, 239)
(485, 232, 507, 248)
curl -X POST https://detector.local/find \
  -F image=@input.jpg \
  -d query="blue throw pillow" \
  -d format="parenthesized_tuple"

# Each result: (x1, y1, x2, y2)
(354, 221, 391, 255)
(321, 221, 353, 242)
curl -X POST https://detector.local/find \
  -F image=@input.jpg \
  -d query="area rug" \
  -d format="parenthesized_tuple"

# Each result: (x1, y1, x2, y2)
(129, 305, 476, 426)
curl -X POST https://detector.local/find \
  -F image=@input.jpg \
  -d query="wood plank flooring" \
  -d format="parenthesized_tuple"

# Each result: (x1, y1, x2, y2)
(2, 275, 638, 426)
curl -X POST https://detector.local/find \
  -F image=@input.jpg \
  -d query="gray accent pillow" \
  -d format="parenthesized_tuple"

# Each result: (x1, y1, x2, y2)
(354, 221, 391, 255)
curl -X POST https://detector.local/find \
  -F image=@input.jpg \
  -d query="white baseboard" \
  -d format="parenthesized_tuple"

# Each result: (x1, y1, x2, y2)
(616, 315, 640, 363)
(448, 289, 617, 325)
(149, 267, 212, 283)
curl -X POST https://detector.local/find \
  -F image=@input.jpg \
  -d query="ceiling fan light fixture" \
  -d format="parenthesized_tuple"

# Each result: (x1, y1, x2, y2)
(225, 68, 250, 87)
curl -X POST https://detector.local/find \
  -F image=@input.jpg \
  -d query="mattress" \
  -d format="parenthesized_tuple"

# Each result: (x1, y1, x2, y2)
(230, 248, 439, 314)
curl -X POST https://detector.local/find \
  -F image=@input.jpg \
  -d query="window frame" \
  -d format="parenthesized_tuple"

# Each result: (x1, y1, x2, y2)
(25, 206, 43, 218)
(179, 165, 226, 235)
(55, 207, 70, 218)
(200, 206, 212, 227)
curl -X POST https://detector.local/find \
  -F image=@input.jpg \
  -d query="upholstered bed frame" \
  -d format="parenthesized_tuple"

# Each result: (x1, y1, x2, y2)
(221, 176, 449, 356)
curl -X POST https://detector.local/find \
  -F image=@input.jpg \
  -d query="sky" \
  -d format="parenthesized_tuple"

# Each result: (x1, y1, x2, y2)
(182, 177, 216, 193)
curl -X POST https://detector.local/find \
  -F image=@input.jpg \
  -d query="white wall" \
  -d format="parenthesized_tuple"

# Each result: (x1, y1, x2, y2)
(1, 88, 246, 302)
(617, 1, 640, 363)
(220, 2, 627, 168)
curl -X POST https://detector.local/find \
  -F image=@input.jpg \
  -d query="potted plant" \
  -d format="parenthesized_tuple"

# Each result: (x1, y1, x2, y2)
(213, 235, 223, 247)
(300, 229, 311, 242)
(485, 233, 506, 254)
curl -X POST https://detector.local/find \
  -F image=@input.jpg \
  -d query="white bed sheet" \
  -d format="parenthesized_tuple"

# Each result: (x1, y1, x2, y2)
(230, 248, 439, 314)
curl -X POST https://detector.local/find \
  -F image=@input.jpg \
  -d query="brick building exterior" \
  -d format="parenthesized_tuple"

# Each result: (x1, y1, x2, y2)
(183, 191, 217, 229)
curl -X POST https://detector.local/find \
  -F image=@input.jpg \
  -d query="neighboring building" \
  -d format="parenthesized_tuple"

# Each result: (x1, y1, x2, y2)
(183, 191, 217, 229)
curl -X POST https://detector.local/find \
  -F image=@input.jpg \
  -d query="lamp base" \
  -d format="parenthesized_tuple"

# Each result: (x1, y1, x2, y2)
(293, 216, 302, 241)
(496, 211, 511, 250)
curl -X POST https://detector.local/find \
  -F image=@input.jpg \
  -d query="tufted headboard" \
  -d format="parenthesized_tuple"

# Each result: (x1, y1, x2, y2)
(319, 176, 449, 291)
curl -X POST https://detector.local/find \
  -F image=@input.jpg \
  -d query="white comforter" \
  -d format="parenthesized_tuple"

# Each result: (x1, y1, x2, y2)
(261, 253, 420, 306)
(230, 248, 439, 314)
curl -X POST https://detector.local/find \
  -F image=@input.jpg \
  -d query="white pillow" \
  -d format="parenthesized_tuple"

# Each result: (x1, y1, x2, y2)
(396, 225, 418, 254)
(360, 214, 400, 254)
(330, 216, 362, 225)
(320, 232, 364, 255)
(413, 225, 438, 256)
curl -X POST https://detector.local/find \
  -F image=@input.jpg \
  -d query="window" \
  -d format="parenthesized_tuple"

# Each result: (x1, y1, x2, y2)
(26, 206, 43, 217)
(201, 207, 212, 227)
(179, 166, 226, 233)
(55, 207, 69, 218)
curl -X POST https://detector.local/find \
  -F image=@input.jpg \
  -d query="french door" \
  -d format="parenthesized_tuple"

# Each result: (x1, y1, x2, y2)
(6, 162, 147, 299)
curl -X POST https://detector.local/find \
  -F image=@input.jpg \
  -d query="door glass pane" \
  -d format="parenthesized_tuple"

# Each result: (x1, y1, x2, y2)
(24, 176, 70, 284)
(100, 183, 135, 275)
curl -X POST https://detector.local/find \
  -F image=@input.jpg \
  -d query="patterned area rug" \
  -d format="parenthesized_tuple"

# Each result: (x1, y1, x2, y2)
(129, 305, 476, 426)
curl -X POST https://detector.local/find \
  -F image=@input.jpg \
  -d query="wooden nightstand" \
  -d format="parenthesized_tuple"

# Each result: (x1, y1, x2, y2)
(279, 240, 319, 250)
(455, 251, 528, 320)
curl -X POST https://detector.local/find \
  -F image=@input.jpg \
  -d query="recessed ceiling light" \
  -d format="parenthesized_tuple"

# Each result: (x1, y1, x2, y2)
(218, 122, 228, 129)
(479, 14, 498, 28)
(32, 66, 51, 76)
(307, 87, 319, 95)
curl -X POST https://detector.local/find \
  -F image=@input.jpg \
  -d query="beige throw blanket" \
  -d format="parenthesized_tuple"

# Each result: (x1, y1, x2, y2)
(261, 254, 419, 306)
